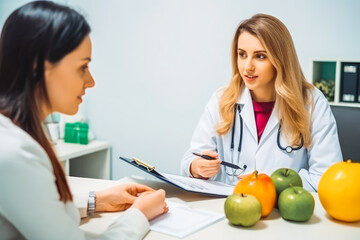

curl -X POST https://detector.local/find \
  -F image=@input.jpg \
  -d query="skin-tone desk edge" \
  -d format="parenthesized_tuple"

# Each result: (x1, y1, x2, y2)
(68, 176, 360, 240)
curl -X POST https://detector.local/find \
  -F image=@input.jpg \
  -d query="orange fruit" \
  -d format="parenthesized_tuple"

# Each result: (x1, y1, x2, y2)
(234, 170, 276, 217)
(318, 160, 360, 222)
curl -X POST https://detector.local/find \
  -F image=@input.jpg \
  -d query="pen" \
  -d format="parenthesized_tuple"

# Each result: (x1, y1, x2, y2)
(192, 152, 242, 170)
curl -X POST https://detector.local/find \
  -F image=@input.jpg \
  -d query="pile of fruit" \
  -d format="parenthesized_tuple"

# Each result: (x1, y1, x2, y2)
(224, 160, 360, 227)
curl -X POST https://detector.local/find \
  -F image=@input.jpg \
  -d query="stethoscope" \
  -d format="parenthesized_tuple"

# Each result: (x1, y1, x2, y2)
(226, 104, 304, 176)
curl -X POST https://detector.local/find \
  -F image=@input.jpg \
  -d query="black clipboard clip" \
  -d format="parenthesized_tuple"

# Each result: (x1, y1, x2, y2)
(132, 157, 155, 171)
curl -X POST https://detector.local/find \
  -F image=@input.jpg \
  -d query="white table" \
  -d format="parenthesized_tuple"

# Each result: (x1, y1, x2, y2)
(54, 140, 110, 179)
(68, 176, 360, 240)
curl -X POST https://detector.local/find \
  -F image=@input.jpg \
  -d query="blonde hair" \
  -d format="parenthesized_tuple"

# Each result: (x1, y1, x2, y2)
(217, 13, 314, 148)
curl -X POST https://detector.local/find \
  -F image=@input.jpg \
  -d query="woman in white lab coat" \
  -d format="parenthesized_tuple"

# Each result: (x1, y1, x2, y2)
(181, 13, 342, 192)
(0, 2, 167, 239)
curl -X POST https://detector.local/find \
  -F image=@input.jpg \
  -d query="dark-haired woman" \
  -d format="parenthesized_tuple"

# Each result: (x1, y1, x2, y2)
(0, 1, 167, 239)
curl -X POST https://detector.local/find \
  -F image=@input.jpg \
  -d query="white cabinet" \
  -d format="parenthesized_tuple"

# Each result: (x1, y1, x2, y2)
(54, 140, 111, 179)
(312, 60, 360, 108)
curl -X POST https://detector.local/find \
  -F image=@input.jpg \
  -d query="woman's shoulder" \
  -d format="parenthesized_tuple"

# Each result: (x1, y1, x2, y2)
(0, 114, 51, 171)
(201, 86, 226, 115)
(307, 86, 330, 108)
(0, 114, 36, 154)
(207, 86, 227, 104)
(305, 86, 335, 122)
(309, 86, 326, 100)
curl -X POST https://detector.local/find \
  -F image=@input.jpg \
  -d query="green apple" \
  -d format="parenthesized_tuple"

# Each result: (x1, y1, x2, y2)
(271, 168, 303, 199)
(224, 193, 262, 227)
(278, 185, 315, 222)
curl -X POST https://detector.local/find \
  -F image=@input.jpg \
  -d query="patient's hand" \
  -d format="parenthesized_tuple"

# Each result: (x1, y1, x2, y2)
(131, 189, 168, 220)
(95, 183, 158, 212)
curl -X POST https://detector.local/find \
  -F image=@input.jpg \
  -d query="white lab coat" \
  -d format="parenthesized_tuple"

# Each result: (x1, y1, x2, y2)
(0, 114, 149, 240)
(181, 86, 343, 191)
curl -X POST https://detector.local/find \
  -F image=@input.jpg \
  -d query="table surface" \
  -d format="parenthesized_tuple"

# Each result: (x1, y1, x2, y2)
(68, 176, 360, 240)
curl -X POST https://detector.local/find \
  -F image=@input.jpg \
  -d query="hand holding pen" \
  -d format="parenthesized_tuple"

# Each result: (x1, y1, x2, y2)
(190, 150, 222, 179)
(192, 152, 243, 170)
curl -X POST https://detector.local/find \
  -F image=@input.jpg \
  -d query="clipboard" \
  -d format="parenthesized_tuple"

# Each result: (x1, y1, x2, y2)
(119, 156, 234, 197)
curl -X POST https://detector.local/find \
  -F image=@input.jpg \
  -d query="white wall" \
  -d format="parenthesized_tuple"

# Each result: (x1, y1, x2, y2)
(1, 0, 360, 179)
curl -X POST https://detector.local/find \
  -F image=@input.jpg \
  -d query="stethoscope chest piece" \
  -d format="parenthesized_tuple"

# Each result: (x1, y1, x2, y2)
(285, 146, 293, 153)
(277, 126, 304, 153)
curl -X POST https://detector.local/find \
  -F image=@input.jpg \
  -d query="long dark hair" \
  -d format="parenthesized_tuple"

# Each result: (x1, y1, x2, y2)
(0, 1, 91, 202)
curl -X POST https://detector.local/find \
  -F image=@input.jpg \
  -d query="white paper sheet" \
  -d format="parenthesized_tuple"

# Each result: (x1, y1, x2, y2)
(160, 172, 234, 196)
(149, 201, 225, 238)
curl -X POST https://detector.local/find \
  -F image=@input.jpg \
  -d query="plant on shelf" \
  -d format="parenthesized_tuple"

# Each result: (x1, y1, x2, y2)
(314, 79, 335, 102)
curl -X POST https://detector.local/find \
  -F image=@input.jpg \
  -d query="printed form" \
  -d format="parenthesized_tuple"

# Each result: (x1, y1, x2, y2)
(160, 172, 234, 196)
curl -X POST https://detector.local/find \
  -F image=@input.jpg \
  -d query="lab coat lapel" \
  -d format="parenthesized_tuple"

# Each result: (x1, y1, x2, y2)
(238, 88, 258, 142)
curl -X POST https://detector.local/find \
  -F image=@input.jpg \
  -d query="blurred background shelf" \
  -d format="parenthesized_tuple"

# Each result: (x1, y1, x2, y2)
(54, 140, 111, 179)
(312, 60, 360, 107)
(312, 60, 360, 162)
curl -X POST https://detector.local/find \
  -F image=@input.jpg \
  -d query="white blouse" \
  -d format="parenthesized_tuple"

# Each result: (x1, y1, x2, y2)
(0, 114, 149, 240)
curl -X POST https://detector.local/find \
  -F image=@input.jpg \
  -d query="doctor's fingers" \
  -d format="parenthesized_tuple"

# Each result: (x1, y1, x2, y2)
(201, 150, 219, 159)
(201, 164, 221, 173)
(199, 167, 221, 178)
(198, 161, 221, 170)
(198, 162, 221, 173)
(199, 159, 221, 167)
